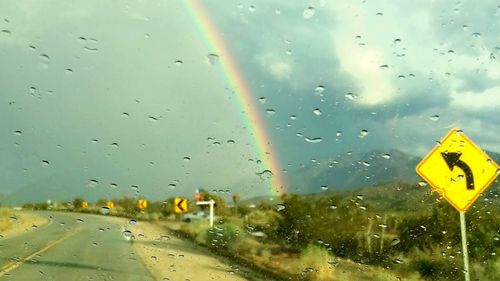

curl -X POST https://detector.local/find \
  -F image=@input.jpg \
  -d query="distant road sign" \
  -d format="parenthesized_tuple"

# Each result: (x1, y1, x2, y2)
(82, 201, 89, 208)
(174, 198, 188, 213)
(194, 189, 201, 202)
(106, 201, 114, 209)
(137, 199, 148, 209)
(416, 128, 499, 212)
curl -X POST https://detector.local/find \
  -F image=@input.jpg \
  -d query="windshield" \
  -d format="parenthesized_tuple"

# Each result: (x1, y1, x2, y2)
(1, 1, 499, 280)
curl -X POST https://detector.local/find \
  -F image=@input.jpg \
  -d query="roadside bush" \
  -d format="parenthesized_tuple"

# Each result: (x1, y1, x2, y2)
(206, 223, 242, 252)
(299, 245, 335, 281)
(180, 220, 209, 244)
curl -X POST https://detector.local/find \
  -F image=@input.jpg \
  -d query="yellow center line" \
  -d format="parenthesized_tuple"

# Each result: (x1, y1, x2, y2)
(0, 228, 81, 277)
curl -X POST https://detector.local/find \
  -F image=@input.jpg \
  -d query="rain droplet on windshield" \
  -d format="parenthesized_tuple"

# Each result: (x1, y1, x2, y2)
(207, 53, 219, 65)
(174, 60, 183, 66)
(110, 183, 118, 189)
(259, 96, 266, 104)
(359, 129, 369, 138)
(183, 156, 191, 162)
(303, 6, 315, 19)
(382, 154, 391, 159)
(41, 160, 50, 167)
(256, 169, 273, 180)
(266, 109, 276, 115)
(88, 179, 99, 187)
(345, 92, 358, 101)
(314, 85, 325, 96)
(14, 130, 22, 136)
(110, 142, 119, 148)
(313, 108, 322, 116)
(429, 115, 439, 121)
(305, 137, 323, 143)
(99, 206, 110, 215)
(275, 204, 286, 211)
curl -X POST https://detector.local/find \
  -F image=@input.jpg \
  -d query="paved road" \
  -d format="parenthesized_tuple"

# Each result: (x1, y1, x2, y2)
(0, 212, 154, 281)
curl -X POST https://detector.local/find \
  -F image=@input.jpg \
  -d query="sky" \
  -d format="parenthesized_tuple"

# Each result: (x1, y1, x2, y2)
(0, 0, 499, 202)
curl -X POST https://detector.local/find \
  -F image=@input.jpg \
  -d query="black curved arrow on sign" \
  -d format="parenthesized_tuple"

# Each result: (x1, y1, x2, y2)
(177, 199, 185, 212)
(441, 152, 474, 190)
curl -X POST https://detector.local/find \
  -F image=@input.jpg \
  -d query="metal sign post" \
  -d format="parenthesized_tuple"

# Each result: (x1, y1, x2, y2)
(196, 200, 215, 227)
(460, 212, 471, 281)
(416, 128, 500, 281)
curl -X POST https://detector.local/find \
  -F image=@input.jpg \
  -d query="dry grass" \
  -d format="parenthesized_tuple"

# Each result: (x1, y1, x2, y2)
(0, 207, 14, 232)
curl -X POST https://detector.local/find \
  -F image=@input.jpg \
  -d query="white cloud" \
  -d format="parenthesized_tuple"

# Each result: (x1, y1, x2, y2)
(254, 53, 293, 80)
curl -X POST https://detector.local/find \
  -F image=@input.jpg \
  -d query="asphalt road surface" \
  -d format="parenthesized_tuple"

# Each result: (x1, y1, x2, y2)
(0, 211, 155, 281)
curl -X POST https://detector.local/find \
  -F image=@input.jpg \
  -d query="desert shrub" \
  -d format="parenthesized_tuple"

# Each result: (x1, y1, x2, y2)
(299, 245, 335, 281)
(206, 223, 242, 251)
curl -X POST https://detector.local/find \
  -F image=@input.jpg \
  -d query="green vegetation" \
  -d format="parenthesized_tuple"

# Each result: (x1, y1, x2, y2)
(19, 181, 500, 280)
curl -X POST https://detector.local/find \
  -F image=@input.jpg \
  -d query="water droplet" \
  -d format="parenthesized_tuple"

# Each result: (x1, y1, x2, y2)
(110, 183, 118, 189)
(494, 235, 500, 241)
(472, 32, 481, 38)
(29, 87, 37, 96)
(76, 219, 84, 224)
(91, 139, 98, 143)
(99, 206, 110, 215)
(418, 181, 427, 187)
(110, 142, 119, 148)
(183, 156, 191, 162)
(382, 154, 391, 159)
(303, 6, 315, 19)
(248, 5, 256, 12)
(88, 179, 98, 187)
(227, 139, 235, 144)
(329, 205, 337, 210)
(379, 224, 388, 229)
(122, 230, 133, 240)
(14, 130, 22, 136)
(285, 49, 292, 55)
(359, 129, 369, 138)
(305, 137, 323, 143)
(362, 161, 370, 167)
(275, 204, 286, 211)
(320, 185, 328, 191)
(148, 116, 159, 122)
(174, 60, 183, 66)
(345, 92, 358, 101)
(1, 29, 11, 35)
(314, 85, 325, 95)
(290, 115, 297, 120)
(313, 108, 322, 116)
(256, 169, 273, 180)
(357, 194, 364, 200)
(9, 216, 17, 222)
(376, 12, 383, 16)
(121, 112, 130, 118)
(393, 259, 403, 264)
(429, 115, 439, 121)
(41, 160, 50, 167)
(391, 238, 401, 246)
(65, 68, 73, 75)
(266, 109, 276, 115)
(259, 96, 266, 104)
(129, 219, 137, 225)
(167, 183, 176, 189)
(393, 38, 402, 44)
(379, 64, 389, 69)
(39, 54, 50, 62)
(207, 53, 219, 65)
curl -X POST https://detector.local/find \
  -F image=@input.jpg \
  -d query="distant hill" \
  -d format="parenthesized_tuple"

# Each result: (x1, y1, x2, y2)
(287, 149, 500, 194)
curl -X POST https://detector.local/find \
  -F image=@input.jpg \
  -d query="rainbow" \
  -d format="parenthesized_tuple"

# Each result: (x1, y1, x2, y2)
(182, 0, 286, 196)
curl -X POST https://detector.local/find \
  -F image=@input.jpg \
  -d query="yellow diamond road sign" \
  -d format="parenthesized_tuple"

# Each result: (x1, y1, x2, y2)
(416, 128, 499, 212)
(174, 197, 188, 213)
